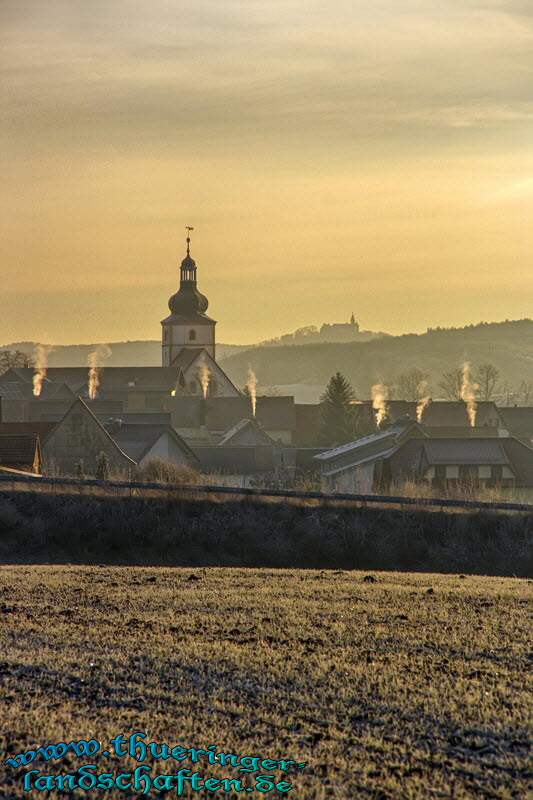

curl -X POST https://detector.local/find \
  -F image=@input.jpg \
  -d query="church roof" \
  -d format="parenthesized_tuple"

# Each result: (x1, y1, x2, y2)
(169, 348, 206, 370)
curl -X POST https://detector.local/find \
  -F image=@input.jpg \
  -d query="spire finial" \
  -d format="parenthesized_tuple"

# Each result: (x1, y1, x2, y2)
(185, 225, 194, 256)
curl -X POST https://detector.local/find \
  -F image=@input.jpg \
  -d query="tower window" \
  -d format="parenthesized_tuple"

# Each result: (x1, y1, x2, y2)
(189, 329, 196, 341)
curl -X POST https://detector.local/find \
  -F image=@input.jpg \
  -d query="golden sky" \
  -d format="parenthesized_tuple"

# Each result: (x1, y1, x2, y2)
(1, 0, 532, 345)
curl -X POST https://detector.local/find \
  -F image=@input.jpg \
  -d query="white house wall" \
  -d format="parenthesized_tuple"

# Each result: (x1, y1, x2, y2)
(139, 433, 191, 469)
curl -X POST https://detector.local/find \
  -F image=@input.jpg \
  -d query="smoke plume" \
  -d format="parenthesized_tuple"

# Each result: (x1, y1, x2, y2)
(371, 382, 389, 427)
(416, 382, 431, 423)
(247, 367, 258, 418)
(460, 361, 477, 427)
(87, 344, 112, 400)
(197, 358, 210, 399)
(32, 343, 53, 397)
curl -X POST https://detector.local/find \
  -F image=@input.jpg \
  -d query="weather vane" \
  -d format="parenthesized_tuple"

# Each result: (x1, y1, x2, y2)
(185, 225, 194, 255)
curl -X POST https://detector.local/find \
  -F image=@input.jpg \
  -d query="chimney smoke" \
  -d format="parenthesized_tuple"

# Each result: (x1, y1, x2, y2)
(87, 344, 112, 400)
(247, 367, 258, 418)
(32, 343, 53, 397)
(371, 382, 389, 427)
(460, 361, 477, 427)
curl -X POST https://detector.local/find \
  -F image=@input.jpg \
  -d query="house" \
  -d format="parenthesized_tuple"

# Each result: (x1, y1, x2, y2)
(103, 420, 198, 469)
(166, 395, 296, 445)
(359, 399, 510, 437)
(386, 437, 533, 502)
(31, 399, 124, 422)
(314, 420, 427, 493)
(218, 418, 279, 447)
(293, 404, 322, 446)
(0, 434, 41, 473)
(193, 445, 277, 487)
(0, 373, 75, 422)
(499, 407, 533, 448)
(41, 397, 135, 476)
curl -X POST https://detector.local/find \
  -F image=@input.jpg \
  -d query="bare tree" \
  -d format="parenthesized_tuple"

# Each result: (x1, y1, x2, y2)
(394, 367, 430, 402)
(495, 379, 516, 407)
(518, 377, 533, 406)
(474, 362, 500, 401)
(437, 368, 463, 400)
(0, 350, 34, 374)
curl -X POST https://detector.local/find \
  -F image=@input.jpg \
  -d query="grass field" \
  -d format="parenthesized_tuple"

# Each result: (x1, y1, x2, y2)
(1, 566, 531, 799)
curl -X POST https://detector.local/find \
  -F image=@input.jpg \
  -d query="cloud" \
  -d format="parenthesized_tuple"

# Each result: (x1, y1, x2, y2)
(2, 0, 532, 160)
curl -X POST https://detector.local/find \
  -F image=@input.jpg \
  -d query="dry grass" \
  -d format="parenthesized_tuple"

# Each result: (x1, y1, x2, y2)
(0, 490, 531, 577)
(0, 567, 531, 799)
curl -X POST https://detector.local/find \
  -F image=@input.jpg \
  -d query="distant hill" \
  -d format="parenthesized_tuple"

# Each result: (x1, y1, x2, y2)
(3, 320, 531, 401)
(219, 320, 533, 396)
(0, 340, 249, 366)
(0, 323, 389, 367)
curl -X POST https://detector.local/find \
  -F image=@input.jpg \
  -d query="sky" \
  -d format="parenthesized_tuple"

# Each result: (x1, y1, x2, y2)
(1, 0, 532, 346)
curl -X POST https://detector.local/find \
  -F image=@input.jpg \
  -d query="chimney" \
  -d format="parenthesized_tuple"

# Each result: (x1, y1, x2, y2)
(107, 418, 123, 435)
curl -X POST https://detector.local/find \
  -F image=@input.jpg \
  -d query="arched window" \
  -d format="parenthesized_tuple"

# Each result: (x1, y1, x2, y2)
(189, 329, 196, 341)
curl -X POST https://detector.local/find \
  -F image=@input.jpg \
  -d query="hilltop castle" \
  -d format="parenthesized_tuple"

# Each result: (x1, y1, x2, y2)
(319, 313, 360, 340)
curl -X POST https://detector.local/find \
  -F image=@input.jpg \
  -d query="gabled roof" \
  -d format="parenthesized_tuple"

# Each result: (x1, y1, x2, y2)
(0, 367, 32, 383)
(0, 422, 57, 440)
(106, 422, 198, 464)
(193, 445, 274, 474)
(0, 383, 28, 401)
(388, 436, 533, 486)
(95, 412, 172, 426)
(360, 399, 507, 429)
(207, 396, 295, 431)
(315, 428, 398, 462)
(167, 395, 296, 432)
(31, 399, 124, 422)
(499, 407, 533, 441)
(218, 418, 278, 447)
(46, 397, 136, 463)
(0, 433, 40, 468)
(422, 438, 509, 464)
(5, 366, 187, 393)
(314, 420, 426, 472)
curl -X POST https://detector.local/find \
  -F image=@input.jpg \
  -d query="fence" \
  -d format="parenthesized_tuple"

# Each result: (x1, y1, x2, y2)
(0, 473, 531, 513)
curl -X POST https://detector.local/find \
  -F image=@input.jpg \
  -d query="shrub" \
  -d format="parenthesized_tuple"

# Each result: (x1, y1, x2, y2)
(135, 457, 204, 486)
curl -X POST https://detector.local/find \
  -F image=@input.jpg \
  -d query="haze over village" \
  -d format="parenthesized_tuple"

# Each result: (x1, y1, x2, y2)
(1, 3, 531, 799)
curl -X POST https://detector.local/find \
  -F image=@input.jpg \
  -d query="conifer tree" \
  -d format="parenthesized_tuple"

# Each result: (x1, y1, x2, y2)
(319, 372, 359, 446)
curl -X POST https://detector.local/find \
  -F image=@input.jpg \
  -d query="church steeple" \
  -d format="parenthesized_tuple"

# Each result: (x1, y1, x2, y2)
(180, 226, 197, 282)
(161, 226, 216, 366)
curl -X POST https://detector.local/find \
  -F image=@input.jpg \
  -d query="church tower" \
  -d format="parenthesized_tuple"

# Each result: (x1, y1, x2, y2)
(161, 228, 216, 366)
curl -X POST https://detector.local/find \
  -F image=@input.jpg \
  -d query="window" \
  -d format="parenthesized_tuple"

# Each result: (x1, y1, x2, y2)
(491, 465, 503, 480)
(189, 329, 196, 341)
(434, 465, 446, 480)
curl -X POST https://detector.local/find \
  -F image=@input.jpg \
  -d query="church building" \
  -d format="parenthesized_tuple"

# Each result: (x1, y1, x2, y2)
(161, 229, 239, 397)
